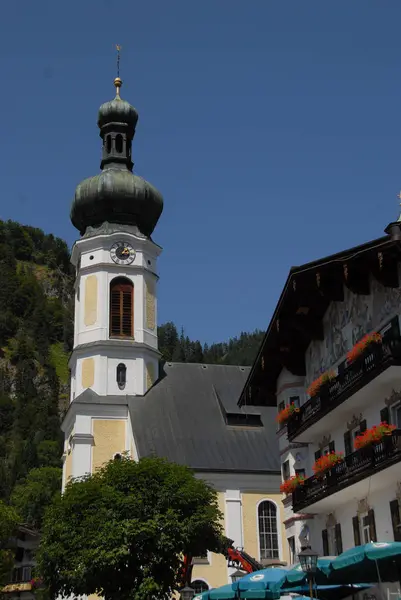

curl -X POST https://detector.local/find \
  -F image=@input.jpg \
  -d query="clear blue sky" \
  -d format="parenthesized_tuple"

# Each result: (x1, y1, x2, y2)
(1, 1, 401, 344)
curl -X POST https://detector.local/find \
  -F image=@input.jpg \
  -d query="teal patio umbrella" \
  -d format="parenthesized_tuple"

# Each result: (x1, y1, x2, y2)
(235, 567, 289, 594)
(192, 581, 281, 600)
(280, 583, 371, 600)
(329, 542, 401, 584)
(271, 558, 333, 591)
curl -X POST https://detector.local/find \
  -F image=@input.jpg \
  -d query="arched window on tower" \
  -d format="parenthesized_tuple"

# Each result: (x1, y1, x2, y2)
(109, 277, 134, 338)
(116, 363, 127, 389)
(258, 501, 279, 560)
(115, 134, 123, 153)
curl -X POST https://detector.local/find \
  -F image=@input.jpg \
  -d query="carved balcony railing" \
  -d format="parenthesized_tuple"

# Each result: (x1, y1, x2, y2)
(287, 330, 401, 441)
(292, 429, 401, 513)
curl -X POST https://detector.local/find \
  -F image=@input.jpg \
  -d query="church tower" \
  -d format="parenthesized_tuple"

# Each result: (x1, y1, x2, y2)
(62, 75, 163, 487)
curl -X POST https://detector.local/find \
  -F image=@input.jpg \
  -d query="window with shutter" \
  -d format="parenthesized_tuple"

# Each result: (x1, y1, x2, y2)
(335, 523, 343, 555)
(322, 529, 329, 555)
(353, 515, 361, 546)
(390, 500, 401, 542)
(344, 430, 352, 456)
(359, 420, 367, 433)
(380, 406, 390, 424)
(109, 277, 134, 338)
(282, 460, 290, 481)
(315, 449, 322, 461)
(368, 509, 377, 542)
(328, 441, 335, 453)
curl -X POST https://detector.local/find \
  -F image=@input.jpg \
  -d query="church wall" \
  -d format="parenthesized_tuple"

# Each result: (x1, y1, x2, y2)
(92, 418, 127, 471)
(191, 492, 228, 590)
(242, 493, 287, 564)
(305, 270, 401, 388)
(190, 476, 288, 590)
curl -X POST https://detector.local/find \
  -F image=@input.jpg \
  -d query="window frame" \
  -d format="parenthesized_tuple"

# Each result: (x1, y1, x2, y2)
(257, 499, 281, 562)
(191, 580, 209, 595)
(391, 403, 401, 428)
(288, 535, 296, 564)
(109, 277, 134, 339)
(360, 513, 371, 544)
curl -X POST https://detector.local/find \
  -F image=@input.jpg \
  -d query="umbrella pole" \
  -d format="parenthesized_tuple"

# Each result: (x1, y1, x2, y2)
(309, 575, 313, 599)
(375, 558, 384, 597)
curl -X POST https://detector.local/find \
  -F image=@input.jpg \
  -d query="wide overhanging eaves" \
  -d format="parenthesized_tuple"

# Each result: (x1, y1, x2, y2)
(238, 234, 400, 407)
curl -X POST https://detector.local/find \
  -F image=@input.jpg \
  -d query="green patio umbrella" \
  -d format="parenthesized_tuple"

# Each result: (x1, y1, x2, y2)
(192, 582, 281, 600)
(329, 542, 401, 584)
(280, 583, 371, 600)
(271, 558, 333, 592)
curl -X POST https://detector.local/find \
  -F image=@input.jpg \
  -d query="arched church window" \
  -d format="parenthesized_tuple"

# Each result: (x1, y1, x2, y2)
(258, 500, 279, 560)
(109, 277, 134, 338)
(115, 134, 123, 153)
(106, 135, 111, 153)
(116, 363, 127, 389)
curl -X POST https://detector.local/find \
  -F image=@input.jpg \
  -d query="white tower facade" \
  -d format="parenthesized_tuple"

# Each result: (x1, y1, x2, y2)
(61, 76, 164, 489)
(69, 224, 161, 401)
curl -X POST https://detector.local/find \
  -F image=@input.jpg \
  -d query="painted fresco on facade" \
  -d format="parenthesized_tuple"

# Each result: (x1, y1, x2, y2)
(305, 266, 401, 385)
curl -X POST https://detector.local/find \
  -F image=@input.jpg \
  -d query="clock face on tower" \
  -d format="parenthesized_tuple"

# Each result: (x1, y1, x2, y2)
(110, 241, 136, 265)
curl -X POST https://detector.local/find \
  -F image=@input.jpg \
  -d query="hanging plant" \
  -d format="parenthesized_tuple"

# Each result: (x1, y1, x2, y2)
(30, 579, 43, 590)
(312, 451, 344, 477)
(276, 402, 300, 425)
(354, 422, 396, 450)
(307, 370, 336, 398)
(280, 474, 306, 495)
(346, 332, 382, 364)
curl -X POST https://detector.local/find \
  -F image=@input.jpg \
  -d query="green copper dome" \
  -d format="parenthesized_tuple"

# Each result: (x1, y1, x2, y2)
(70, 78, 163, 237)
(71, 170, 163, 237)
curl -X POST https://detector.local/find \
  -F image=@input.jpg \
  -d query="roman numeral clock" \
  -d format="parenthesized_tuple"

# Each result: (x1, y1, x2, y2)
(110, 241, 136, 265)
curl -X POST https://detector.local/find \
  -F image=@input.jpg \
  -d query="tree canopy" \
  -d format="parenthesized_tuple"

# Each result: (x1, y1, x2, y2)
(38, 456, 227, 600)
(0, 501, 19, 585)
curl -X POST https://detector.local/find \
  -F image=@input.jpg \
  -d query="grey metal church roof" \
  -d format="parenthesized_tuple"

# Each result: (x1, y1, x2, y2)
(128, 362, 280, 473)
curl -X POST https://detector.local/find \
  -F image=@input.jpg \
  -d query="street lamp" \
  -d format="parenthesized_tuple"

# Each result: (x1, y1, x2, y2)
(298, 546, 319, 599)
(231, 569, 246, 582)
(180, 586, 195, 600)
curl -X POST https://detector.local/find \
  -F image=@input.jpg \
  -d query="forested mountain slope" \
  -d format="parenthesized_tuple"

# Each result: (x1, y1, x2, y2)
(0, 220, 264, 529)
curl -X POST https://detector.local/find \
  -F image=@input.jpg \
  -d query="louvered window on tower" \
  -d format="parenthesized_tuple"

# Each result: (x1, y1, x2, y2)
(109, 277, 134, 337)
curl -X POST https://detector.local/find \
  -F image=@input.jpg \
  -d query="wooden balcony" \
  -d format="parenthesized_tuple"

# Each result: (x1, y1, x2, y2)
(287, 328, 401, 442)
(292, 430, 401, 513)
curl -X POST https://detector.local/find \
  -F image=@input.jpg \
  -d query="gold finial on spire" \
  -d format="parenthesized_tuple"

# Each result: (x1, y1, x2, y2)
(114, 45, 122, 97)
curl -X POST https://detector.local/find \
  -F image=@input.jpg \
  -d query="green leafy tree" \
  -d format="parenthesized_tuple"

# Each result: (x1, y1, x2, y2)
(11, 467, 61, 531)
(38, 456, 227, 600)
(0, 500, 19, 585)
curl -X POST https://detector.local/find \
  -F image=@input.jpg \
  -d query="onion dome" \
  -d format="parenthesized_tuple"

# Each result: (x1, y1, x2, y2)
(70, 77, 163, 237)
(97, 77, 138, 129)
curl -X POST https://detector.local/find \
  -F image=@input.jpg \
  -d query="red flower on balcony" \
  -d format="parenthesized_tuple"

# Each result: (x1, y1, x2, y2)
(280, 474, 306, 495)
(346, 332, 382, 364)
(276, 402, 300, 425)
(312, 451, 344, 477)
(307, 370, 336, 398)
(29, 578, 43, 590)
(354, 422, 396, 450)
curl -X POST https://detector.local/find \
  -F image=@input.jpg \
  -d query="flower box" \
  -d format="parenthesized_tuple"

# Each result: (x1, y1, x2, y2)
(276, 402, 300, 425)
(354, 422, 396, 450)
(307, 370, 336, 398)
(312, 451, 344, 477)
(347, 332, 382, 364)
(280, 474, 305, 495)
